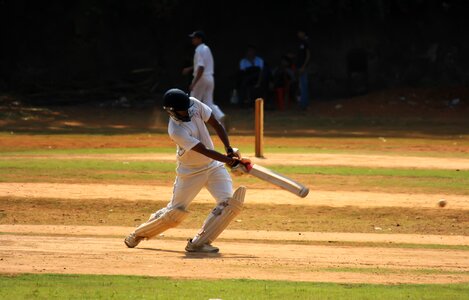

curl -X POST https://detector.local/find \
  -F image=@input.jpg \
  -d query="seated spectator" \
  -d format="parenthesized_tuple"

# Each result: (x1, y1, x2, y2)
(237, 45, 265, 108)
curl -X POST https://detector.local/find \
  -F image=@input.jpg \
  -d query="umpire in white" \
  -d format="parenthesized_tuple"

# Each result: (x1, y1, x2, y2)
(182, 31, 225, 124)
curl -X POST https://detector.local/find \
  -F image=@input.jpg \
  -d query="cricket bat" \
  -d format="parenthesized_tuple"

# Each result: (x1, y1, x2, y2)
(242, 162, 309, 198)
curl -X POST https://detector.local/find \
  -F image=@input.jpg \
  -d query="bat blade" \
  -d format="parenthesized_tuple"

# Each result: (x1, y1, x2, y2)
(247, 163, 309, 198)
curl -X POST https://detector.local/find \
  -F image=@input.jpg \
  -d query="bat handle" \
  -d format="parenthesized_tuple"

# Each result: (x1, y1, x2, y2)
(244, 161, 253, 172)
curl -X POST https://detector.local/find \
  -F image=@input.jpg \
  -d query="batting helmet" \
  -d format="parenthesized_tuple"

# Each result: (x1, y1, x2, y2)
(163, 88, 191, 122)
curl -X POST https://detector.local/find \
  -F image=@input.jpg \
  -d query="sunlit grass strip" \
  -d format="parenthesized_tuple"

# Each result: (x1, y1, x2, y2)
(0, 147, 176, 155)
(0, 274, 469, 300)
(0, 159, 176, 172)
(0, 159, 467, 178)
(0, 160, 468, 194)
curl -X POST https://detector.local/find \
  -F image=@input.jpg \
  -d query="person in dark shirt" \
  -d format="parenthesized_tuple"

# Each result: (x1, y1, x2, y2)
(238, 45, 265, 108)
(272, 55, 295, 110)
(296, 30, 311, 110)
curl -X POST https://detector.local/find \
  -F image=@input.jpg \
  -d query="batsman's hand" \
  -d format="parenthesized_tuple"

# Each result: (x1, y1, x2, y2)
(227, 157, 251, 176)
(226, 146, 241, 159)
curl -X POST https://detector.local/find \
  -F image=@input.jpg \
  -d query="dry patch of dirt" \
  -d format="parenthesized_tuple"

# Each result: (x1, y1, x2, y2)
(1, 182, 467, 210)
(2, 225, 468, 246)
(1, 233, 468, 284)
(2, 189, 468, 235)
(1, 133, 468, 155)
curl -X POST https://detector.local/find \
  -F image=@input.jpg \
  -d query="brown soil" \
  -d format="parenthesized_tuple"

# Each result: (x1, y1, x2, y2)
(1, 230, 468, 284)
(2, 196, 468, 235)
(2, 180, 467, 283)
(2, 225, 469, 246)
(2, 95, 469, 137)
(1, 134, 468, 155)
(1, 100, 468, 284)
(2, 183, 467, 210)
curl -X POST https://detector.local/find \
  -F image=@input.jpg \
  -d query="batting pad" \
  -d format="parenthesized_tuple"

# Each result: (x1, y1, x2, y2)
(192, 186, 246, 246)
(135, 207, 188, 239)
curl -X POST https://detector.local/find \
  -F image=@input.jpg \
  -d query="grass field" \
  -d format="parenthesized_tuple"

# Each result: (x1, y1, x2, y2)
(1, 274, 469, 300)
(1, 105, 468, 298)
(0, 158, 468, 195)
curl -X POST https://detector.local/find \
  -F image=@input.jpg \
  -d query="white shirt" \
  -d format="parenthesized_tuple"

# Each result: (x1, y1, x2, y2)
(193, 43, 214, 77)
(168, 97, 221, 174)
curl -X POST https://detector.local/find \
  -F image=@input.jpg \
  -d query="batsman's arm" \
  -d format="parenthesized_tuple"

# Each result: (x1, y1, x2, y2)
(206, 114, 233, 154)
(192, 142, 238, 167)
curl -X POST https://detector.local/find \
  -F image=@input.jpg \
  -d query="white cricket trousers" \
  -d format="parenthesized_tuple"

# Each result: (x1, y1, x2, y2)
(167, 164, 232, 210)
(190, 75, 225, 121)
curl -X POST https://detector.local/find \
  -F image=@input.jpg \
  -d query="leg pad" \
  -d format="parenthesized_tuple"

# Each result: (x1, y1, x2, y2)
(192, 186, 246, 246)
(135, 207, 188, 239)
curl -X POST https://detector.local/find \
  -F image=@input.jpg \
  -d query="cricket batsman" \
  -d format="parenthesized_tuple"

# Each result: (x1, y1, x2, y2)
(124, 88, 246, 253)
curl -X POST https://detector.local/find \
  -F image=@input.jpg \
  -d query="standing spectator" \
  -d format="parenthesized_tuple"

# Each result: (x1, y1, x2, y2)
(271, 55, 295, 110)
(182, 30, 225, 123)
(296, 30, 311, 110)
(238, 45, 265, 108)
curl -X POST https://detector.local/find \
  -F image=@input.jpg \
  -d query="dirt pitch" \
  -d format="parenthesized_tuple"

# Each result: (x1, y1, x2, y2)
(1, 152, 468, 284)
(1, 99, 468, 285)
(1, 230, 469, 284)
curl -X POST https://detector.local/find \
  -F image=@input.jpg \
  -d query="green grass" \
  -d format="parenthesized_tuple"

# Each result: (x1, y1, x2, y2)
(235, 239, 469, 251)
(272, 165, 467, 178)
(2, 145, 469, 158)
(0, 274, 468, 300)
(0, 147, 176, 155)
(0, 159, 176, 172)
(1, 159, 467, 194)
(0, 159, 466, 177)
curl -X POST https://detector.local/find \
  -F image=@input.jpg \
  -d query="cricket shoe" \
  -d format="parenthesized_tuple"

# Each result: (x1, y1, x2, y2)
(185, 239, 219, 253)
(124, 233, 143, 248)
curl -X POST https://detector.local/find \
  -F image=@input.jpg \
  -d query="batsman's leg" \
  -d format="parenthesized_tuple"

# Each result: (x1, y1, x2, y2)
(125, 207, 188, 248)
(186, 186, 246, 253)
(125, 172, 206, 248)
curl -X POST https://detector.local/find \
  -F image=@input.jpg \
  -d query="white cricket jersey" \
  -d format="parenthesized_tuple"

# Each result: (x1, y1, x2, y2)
(193, 43, 214, 77)
(168, 97, 221, 174)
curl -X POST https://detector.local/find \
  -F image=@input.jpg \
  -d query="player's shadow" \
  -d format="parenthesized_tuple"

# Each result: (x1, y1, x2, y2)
(138, 247, 256, 259)
(139, 247, 186, 255)
(183, 252, 222, 259)
(139, 247, 222, 258)
(182, 253, 257, 259)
